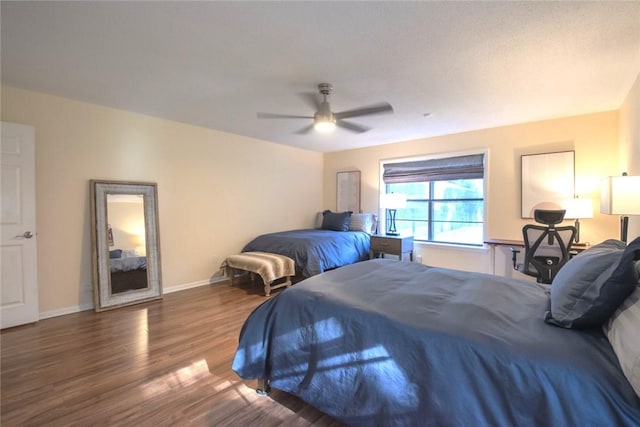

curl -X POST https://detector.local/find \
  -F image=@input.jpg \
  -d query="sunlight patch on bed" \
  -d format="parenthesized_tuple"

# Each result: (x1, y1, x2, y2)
(235, 317, 348, 370)
(268, 318, 420, 412)
(315, 343, 419, 412)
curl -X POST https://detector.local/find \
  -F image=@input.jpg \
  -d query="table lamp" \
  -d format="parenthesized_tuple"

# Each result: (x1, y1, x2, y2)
(600, 173, 640, 242)
(563, 198, 593, 244)
(380, 193, 407, 236)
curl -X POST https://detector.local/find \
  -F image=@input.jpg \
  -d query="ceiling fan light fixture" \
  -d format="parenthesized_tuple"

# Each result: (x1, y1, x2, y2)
(257, 82, 393, 135)
(313, 109, 336, 133)
(314, 119, 336, 133)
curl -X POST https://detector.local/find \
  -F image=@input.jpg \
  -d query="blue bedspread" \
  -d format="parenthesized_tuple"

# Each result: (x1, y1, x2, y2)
(232, 259, 640, 426)
(242, 229, 370, 277)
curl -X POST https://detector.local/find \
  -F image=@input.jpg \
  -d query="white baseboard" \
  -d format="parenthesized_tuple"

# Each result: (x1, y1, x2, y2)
(40, 303, 94, 320)
(163, 277, 226, 294)
(38, 277, 228, 320)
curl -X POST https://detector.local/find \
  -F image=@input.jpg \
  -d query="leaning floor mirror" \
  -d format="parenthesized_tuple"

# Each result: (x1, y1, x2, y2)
(90, 180, 162, 311)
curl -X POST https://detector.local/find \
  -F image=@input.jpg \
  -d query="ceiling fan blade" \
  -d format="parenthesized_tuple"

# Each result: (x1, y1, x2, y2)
(257, 112, 314, 119)
(334, 102, 393, 120)
(294, 124, 315, 135)
(336, 120, 371, 133)
(298, 92, 321, 111)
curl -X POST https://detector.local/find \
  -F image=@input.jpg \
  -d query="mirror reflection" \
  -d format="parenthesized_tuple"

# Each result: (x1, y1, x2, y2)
(107, 194, 148, 294)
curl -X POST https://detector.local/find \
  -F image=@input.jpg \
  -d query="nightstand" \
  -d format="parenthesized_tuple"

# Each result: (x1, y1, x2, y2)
(370, 235, 414, 261)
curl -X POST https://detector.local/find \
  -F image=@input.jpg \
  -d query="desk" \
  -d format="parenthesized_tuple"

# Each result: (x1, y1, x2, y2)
(484, 238, 589, 275)
(484, 239, 522, 275)
(484, 238, 525, 248)
(484, 238, 589, 251)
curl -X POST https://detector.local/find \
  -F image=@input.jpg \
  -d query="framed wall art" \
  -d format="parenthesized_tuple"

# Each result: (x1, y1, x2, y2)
(336, 170, 361, 213)
(521, 151, 575, 218)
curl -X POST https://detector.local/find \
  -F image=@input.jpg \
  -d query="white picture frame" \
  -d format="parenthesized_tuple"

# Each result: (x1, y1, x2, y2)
(521, 151, 575, 218)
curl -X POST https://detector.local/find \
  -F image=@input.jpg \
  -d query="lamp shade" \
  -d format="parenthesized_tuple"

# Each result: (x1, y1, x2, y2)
(600, 176, 640, 215)
(380, 193, 407, 209)
(563, 198, 593, 219)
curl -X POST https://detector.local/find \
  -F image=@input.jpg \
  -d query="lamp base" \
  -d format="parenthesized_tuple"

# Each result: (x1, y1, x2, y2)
(386, 208, 398, 235)
(621, 216, 629, 243)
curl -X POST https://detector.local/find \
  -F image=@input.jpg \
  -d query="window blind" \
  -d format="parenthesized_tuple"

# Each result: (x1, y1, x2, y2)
(382, 153, 485, 184)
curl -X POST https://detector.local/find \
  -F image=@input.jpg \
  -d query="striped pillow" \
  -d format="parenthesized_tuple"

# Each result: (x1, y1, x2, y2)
(604, 274, 640, 398)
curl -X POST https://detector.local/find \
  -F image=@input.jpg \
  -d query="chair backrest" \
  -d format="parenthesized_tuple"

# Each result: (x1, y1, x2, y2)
(520, 209, 576, 284)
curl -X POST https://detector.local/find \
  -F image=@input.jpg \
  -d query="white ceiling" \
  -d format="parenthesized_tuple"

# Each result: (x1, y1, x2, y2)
(2, 1, 639, 153)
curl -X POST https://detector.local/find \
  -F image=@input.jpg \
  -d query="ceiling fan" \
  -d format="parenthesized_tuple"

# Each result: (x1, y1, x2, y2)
(257, 83, 393, 134)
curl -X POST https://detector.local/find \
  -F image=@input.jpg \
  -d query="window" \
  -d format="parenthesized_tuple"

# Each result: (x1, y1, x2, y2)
(382, 153, 485, 246)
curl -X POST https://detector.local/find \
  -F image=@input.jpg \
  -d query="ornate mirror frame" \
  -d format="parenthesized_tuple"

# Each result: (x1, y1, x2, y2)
(90, 180, 162, 311)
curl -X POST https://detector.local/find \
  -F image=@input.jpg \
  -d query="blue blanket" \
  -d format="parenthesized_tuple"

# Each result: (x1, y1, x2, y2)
(233, 259, 640, 426)
(242, 229, 370, 277)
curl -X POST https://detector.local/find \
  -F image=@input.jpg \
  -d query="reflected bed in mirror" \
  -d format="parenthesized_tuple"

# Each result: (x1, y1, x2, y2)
(90, 180, 162, 311)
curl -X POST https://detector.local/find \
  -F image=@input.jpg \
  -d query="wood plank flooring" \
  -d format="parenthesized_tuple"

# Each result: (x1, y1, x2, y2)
(1, 281, 344, 426)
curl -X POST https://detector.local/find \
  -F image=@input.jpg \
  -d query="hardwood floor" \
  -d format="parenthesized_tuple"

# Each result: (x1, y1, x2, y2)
(1, 281, 344, 426)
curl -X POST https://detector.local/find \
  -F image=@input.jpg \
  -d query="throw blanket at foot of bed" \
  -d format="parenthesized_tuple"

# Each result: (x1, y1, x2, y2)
(221, 252, 294, 296)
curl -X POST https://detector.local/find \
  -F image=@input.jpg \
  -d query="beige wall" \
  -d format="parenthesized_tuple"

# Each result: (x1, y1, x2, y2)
(1, 86, 323, 316)
(3, 78, 636, 316)
(324, 111, 621, 275)
(619, 72, 640, 239)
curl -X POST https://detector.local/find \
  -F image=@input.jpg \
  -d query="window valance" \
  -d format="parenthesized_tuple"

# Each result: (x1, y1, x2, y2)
(382, 153, 485, 184)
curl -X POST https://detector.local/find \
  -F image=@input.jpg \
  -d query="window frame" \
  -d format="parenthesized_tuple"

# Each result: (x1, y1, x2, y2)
(379, 150, 488, 247)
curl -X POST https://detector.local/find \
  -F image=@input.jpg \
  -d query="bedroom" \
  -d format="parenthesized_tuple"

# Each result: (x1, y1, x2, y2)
(1, 1, 639, 425)
(2, 0, 638, 318)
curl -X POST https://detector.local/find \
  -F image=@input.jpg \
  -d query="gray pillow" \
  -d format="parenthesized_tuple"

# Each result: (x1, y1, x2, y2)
(603, 282, 640, 399)
(545, 238, 640, 329)
(349, 213, 377, 234)
(315, 212, 324, 229)
(320, 210, 353, 232)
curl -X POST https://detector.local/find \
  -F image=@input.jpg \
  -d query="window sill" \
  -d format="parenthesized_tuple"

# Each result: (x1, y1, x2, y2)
(414, 240, 489, 253)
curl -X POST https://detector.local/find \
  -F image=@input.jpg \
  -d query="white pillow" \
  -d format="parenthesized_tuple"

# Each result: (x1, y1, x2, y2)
(603, 280, 640, 398)
(349, 213, 378, 234)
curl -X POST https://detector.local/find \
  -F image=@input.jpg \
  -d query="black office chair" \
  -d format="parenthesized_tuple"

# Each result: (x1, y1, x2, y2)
(511, 209, 577, 284)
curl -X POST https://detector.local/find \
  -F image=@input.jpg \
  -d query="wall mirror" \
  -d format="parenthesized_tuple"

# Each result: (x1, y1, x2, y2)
(90, 180, 162, 311)
(336, 170, 361, 213)
(521, 150, 575, 218)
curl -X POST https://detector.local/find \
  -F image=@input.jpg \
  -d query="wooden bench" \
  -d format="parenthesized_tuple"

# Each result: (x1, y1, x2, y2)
(221, 252, 294, 296)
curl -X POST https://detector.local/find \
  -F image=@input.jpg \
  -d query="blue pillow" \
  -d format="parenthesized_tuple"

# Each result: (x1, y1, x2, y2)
(109, 249, 122, 259)
(545, 238, 640, 329)
(320, 210, 353, 232)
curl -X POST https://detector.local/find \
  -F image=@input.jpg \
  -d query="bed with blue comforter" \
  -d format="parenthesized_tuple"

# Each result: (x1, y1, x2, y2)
(242, 229, 370, 277)
(232, 259, 640, 426)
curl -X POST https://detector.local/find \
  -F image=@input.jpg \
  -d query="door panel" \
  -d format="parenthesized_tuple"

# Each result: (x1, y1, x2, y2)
(1, 122, 38, 328)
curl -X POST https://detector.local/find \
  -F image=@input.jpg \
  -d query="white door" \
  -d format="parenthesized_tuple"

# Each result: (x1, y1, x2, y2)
(1, 122, 38, 328)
